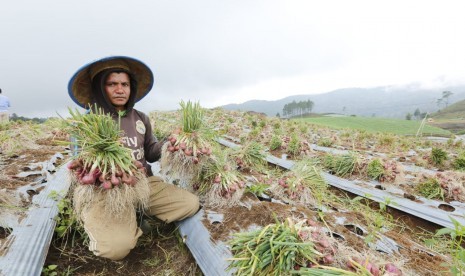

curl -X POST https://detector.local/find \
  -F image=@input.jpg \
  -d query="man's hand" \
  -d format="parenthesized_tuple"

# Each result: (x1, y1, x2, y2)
(133, 160, 146, 174)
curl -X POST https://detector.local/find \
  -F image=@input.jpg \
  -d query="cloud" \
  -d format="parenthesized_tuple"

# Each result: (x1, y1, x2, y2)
(2, 0, 465, 117)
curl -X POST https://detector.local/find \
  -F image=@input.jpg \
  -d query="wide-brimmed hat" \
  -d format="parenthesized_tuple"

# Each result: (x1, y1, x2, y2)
(68, 56, 154, 108)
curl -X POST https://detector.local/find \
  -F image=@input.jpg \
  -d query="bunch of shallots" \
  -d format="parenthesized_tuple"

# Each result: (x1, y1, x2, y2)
(67, 159, 145, 189)
(63, 107, 145, 190)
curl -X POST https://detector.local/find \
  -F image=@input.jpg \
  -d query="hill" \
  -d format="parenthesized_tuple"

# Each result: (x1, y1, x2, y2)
(431, 99, 465, 120)
(429, 99, 465, 134)
(221, 84, 465, 118)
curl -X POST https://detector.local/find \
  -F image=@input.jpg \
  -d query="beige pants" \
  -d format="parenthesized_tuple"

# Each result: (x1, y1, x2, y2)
(81, 176, 199, 260)
(0, 111, 8, 123)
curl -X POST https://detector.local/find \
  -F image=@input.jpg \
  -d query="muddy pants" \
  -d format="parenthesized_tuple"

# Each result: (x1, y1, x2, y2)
(81, 176, 199, 260)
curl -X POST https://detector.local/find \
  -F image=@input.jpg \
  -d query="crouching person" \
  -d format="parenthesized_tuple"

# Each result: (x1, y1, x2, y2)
(67, 56, 199, 260)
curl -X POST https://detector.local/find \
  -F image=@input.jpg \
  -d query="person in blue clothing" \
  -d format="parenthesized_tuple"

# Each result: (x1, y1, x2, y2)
(0, 89, 11, 123)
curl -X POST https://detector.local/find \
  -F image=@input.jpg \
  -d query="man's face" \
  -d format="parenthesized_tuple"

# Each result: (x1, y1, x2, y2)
(104, 72, 131, 111)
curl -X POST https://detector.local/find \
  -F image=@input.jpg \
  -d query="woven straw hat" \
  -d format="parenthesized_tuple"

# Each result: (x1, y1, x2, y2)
(68, 56, 154, 108)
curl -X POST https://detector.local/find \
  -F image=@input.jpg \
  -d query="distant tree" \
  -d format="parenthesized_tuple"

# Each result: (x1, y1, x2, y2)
(342, 106, 346, 114)
(420, 112, 427, 119)
(406, 113, 412, 120)
(414, 108, 421, 119)
(10, 114, 47, 123)
(291, 100, 297, 116)
(442, 91, 453, 107)
(436, 98, 443, 108)
(298, 101, 304, 117)
(276, 112, 280, 118)
(281, 99, 314, 118)
(306, 100, 314, 114)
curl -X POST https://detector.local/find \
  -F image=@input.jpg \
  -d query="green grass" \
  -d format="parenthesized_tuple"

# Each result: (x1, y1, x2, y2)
(294, 116, 452, 136)
(431, 99, 465, 120)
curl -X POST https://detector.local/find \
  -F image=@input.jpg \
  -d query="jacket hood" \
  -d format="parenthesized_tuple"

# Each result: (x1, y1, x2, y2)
(91, 69, 137, 115)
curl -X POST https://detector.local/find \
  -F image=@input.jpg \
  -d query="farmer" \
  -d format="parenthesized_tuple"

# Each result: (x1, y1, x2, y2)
(0, 88, 11, 123)
(68, 56, 199, 260)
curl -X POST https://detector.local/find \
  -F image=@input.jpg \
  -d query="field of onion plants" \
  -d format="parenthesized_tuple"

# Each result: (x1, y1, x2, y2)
(149, 106, 465, 276)
(1, 104, 465, 275)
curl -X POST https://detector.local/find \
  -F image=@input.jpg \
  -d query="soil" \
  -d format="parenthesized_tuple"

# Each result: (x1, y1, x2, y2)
(44, 186, 450, 275)
(204, 193, 314, 242)
(0, 143, 201, 275)
(203, 192, 449, 276)
(0, 227, 11, 239)
(430, 120, 465, 134)
(0, 140, 68, 245)
(0, 147, 66, 190)
(45, 219, 201, 276)
(0, 115, 460, 276)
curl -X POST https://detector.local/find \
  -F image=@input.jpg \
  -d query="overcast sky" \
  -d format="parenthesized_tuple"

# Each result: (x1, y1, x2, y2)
(1, 0, 465, 118)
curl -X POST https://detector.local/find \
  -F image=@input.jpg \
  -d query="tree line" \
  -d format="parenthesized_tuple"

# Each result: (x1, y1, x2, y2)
(405, 108, 427, 120)
(405, 91, 454, 120)
(10, 113, 48, 123)
(280, 100, 314, 118)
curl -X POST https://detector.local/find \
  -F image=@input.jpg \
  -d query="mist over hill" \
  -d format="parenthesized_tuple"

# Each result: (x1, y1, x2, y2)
(431, 98, 465, 119)
(220, 84, 465, 118)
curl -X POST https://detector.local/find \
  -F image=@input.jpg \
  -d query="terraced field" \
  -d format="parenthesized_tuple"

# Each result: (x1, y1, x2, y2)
(1, 108, 465, 275)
